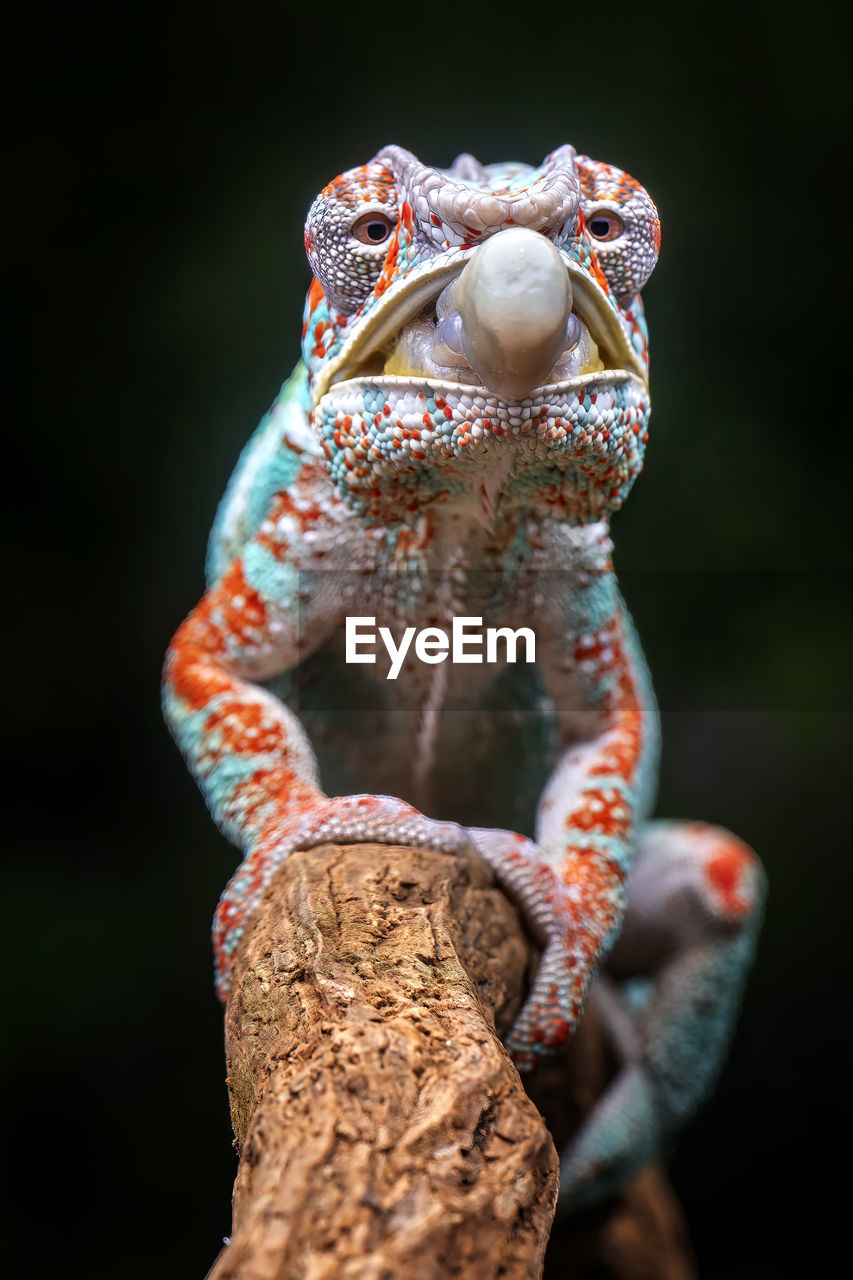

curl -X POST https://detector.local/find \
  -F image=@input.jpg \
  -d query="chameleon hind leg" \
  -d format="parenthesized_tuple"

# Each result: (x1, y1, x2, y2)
(558, 819, 765, 1212)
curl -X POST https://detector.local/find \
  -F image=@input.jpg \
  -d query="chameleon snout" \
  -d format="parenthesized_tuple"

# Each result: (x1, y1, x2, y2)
(432, 228, 576, 401)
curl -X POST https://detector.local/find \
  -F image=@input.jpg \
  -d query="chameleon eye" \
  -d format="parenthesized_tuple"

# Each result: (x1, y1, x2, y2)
(587, 210, 625, 242)
(352, 212, 396, 246)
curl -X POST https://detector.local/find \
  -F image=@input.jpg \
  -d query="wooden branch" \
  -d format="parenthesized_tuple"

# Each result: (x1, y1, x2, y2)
(208, 842, 558, 1280)
(206, 841, 696, 1280)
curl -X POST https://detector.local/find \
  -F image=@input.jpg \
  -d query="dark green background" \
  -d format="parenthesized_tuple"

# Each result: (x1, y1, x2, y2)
(7, 2, 851, 1275)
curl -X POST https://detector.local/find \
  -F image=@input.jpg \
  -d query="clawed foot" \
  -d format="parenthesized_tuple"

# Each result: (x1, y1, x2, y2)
(469, 827, 588, 1072)
(213, 793, 475, 997)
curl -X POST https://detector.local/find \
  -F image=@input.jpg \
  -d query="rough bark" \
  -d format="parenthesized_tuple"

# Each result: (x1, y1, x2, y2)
(206, 842, 695, 1280)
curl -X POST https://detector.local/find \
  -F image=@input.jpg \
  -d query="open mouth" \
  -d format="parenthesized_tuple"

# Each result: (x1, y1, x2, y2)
(344, 303, 607, 387)
(314, 247, 647, 409)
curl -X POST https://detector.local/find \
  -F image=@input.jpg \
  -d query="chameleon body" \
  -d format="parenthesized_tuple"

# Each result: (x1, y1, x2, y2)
(164, 145, 765, 1207)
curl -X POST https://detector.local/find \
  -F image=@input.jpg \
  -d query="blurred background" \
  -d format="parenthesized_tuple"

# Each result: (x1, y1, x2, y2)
(6, 1, 851, 1274)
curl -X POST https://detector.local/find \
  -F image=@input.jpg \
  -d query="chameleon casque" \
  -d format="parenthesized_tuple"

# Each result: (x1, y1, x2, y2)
(164, 143, 765, 1208)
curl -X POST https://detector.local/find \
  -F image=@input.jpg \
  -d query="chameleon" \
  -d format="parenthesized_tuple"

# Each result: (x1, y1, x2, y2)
(163, 143, 765, 1208)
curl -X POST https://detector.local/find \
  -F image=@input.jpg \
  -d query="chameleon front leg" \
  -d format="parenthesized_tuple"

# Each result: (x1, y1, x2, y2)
(473, 598, 659, 1072)
(558, 819, 765, 1209)
(163, 527, 470, 998)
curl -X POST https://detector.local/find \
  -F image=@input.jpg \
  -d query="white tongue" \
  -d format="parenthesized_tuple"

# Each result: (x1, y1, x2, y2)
(453, 228, 573, 400)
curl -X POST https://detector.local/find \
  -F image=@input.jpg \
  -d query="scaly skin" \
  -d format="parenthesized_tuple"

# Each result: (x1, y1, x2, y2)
(164, 144, 765, 1207)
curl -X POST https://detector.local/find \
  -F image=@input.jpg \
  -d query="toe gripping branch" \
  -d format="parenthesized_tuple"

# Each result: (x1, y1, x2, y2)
(469, 827, 596, 1073)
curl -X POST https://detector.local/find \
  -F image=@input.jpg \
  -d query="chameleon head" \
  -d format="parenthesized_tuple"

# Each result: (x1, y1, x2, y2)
(302, 145, 660, 525)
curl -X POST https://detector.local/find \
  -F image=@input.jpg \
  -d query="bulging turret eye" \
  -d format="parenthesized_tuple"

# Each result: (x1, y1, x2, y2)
(352, 212, 396, 245)
(587, 209, 625, 242)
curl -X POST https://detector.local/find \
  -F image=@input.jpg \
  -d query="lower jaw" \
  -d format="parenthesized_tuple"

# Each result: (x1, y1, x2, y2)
(311, 374, 651, 525)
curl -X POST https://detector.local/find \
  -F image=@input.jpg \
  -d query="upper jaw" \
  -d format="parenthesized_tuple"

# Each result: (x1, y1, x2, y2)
(311, 247, 647, 410)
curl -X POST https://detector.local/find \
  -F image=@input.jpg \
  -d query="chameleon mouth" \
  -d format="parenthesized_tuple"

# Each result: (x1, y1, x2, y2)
(378, 308, 608, 387)
(314, 244, 647, 410)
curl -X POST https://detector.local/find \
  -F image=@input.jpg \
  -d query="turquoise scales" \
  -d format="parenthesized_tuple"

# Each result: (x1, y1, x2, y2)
(164, 144, 764, 1208)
